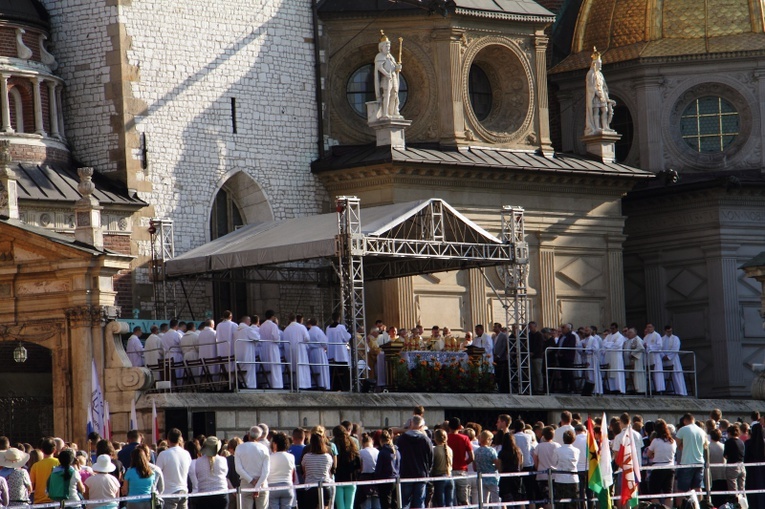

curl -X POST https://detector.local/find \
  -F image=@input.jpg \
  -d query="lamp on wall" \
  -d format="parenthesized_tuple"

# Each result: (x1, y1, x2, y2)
(13, 342, 27, 363)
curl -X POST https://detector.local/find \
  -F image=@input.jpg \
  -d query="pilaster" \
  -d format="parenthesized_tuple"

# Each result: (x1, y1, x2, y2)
(0, 75, 12, 134)
(432, 28, 465, 146)
(468, 268, 488, 330)
(381, 277, 417, 330)
(538, 243, 558, 326)
(533, 31, 554, 157)
(704, 246, 747, 397)
(0, 140, 18, 219)
(633, 75, 665, 171)
(606, 237, 626, 326)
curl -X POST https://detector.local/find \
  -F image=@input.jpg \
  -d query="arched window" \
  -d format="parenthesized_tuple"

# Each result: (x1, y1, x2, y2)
(8, 88, 23, 133)
(209, 187, 246, 318)
(346, 64, 408, 117)
(468, 64, 492, 121)
(681, 96, 739, 152)
(209, 187, 244, 240)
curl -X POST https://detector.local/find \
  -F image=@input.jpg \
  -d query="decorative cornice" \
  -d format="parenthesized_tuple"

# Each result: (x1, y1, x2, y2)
(454, 7, 555, 24)
(66, 305, 120, 327)
(317, 164, 639, 196)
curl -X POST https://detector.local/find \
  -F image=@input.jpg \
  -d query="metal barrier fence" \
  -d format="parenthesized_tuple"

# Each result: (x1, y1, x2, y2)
(544, 346, 697, 397)
(26, 461, 765, 509)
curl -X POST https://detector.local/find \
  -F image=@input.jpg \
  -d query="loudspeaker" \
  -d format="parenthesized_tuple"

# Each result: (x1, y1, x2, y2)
(192, 411, 216, 438)
(164, 409, 189, 440)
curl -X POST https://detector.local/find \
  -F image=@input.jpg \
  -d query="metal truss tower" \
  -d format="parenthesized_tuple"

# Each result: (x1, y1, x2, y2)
(149, 218, 176, 320)
(501, 206, 531, 395)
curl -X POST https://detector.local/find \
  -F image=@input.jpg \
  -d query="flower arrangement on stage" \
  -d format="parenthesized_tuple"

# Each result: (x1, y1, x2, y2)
(395, 356, 495, 393)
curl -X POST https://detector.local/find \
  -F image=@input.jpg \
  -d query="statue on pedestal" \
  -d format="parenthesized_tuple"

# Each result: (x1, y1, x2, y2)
(374, 30, 403, 120)
(585, 47, 616, 135)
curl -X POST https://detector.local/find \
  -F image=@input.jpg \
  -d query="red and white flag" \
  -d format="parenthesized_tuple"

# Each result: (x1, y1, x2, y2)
(619, 426, 641, 507)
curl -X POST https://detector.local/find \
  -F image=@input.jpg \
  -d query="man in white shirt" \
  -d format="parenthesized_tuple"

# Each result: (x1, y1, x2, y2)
(282, 314, 312, 390)
(155, 428, 192, 509)
(306, 318, 330, 390)
(236, 425, 271, 509)
(326, 311, 351, 391)
(552, 430, 580, 508)
(259, 310, 284, 389)
(126, 326, 144, 367)
(473, 324, 494, 356)
(643, 323, 665, 393)
(553, 411, 575, 445)
(573, 424, 589, 506)
(611, 413, 643, 457)
(662, 326, 688, 396)
(602, 322, 626, 394)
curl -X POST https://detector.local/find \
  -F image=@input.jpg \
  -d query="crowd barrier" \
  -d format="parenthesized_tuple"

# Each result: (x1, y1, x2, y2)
(544, 347, 697, 397)
(26, 461, 765, 509)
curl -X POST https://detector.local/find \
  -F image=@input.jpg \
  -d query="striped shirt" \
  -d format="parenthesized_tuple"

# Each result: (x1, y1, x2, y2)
(301, 453, 333, 484)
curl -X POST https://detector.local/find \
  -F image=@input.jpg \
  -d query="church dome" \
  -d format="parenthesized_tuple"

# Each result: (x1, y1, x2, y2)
(553, 0, 765, 72)
(0, 0, 49, 30)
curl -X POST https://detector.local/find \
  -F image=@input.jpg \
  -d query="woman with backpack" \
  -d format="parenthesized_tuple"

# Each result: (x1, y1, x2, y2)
(122, 447, 156, 509)
(48, 449, 85, 503)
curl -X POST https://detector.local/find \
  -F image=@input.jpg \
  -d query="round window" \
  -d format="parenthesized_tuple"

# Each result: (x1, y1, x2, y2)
(468, 64, 492, 121)
(346, 64, 408, 118)
(680, 96, 739, 152)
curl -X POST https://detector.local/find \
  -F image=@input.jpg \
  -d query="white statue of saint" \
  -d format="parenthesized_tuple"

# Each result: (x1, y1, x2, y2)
(585, 47, 616, 135)
(374, 31, 403, 119)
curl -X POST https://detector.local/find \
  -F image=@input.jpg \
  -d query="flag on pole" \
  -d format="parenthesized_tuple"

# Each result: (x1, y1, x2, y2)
(152, 401, 160, 445)
(129, 398, 138, 432)
(600, 413, 614, 488)
(103, 401, 112, 440)
(90, 359, 105, 438)
(587, 417, 612, 509)
(619, 423, 641, 507)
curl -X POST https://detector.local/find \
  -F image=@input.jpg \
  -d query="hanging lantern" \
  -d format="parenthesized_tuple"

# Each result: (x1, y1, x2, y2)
(13, 342, 27, 363)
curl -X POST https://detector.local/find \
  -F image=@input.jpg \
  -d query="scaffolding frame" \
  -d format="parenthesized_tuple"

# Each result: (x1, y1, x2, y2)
(332, 196, 530, 393)
(150, 218, 175, 320)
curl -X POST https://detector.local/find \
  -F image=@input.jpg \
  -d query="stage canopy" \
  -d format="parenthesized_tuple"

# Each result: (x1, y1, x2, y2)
(165, 198, 517, 280)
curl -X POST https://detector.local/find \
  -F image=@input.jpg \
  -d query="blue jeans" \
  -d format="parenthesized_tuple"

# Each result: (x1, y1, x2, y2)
(432, 477, 454, 508)
(677, 466, 704, 491)
(400, 481, 427, 509)
(268, 483, 294, 509)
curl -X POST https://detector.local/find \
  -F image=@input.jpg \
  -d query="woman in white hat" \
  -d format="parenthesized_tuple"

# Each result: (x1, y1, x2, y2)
(0, 447, 31, 506)
(85, 454, 121, 509)
(189, 436, 228, 509)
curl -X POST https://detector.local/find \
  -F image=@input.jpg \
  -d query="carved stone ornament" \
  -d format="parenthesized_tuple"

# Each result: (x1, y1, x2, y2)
(15, 29, 32, 60)
(0, 323, 60, 342)
(77, 167, 95, 197)
(65, 305, 111, 327)
(39, 34, 58, 70)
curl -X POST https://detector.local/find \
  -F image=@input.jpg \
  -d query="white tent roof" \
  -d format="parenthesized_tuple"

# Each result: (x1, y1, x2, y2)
(166, 199, 506, 277)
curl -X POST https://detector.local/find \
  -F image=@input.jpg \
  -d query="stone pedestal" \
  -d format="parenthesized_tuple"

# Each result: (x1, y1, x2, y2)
(582, 131, 622, 163)
(366, 100, 411, 149)
(380, 341, 403, 389)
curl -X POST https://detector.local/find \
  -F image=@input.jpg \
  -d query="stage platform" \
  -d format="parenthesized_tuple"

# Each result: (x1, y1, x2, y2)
(135, 392, 761, 440)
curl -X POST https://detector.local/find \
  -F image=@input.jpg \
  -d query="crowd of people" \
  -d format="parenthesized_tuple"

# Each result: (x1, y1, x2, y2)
(0, 406, 763, 509)
(124, 308, 691, 398)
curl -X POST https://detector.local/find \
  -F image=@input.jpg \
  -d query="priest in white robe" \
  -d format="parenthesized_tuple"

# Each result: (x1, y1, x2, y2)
(624, 328, 646, 394)
(307, 318, 330, 390)
(180, 323, 200, 379)
(197, 319, 218, 375)
(283, 315, 312, 390)
(326, 312, 352, 391)
(602, 323, 626, 394)
(259, 310, 284, 389)
(144, 325, 165, 381)
(643, 323, 665, 393)
(162, 320, 184, 382)
(662, 326, 688, 396)
(580, 327, 603, 395)
(126, 327, 144, 367)
(216, 311, 238, 373)
(234, 316, 260, 389)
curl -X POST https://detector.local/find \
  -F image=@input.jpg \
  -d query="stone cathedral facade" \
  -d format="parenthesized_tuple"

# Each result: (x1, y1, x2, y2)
(0, 0, 760, 401)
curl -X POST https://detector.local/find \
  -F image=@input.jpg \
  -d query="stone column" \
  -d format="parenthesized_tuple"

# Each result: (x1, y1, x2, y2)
(56, 86, 65, 139)
(633, 75, 665, 170)
(533, 31, 554, 157)
(0, 140, 18, 219)
(705, 246, 747, 397)
(46, 80, 59, 138)
(32, 77, 46, 136)
(642, 253, 667, 326)
(606, 236, 626, 326)
(0, 75, 13, 133)
(381, 276, 417, 330)
(432, 28, 465, 146)
(468, 268, 488, 330)
(538, 242, 558, 326)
